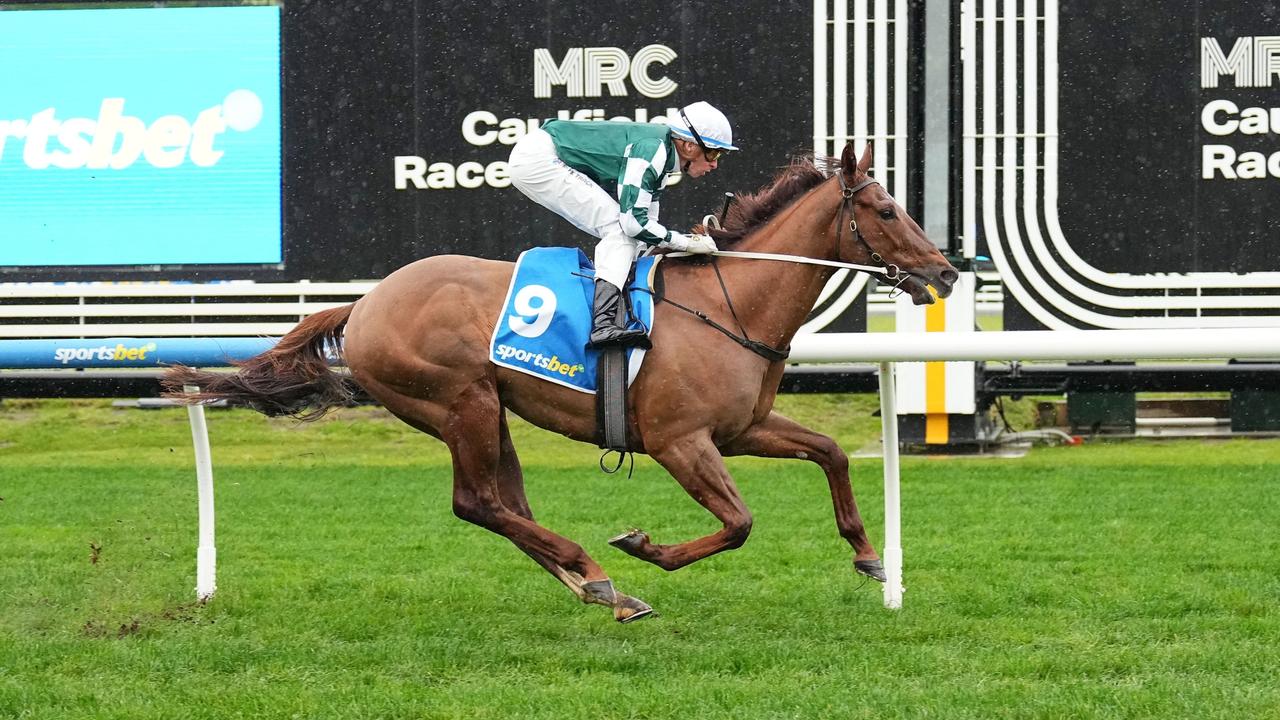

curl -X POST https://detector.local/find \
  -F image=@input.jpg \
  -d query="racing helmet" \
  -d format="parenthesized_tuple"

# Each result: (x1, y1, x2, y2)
(667, 101, 738, 152)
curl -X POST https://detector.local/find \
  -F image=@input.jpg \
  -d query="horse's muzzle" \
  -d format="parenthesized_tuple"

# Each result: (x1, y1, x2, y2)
(930, 267, 960, 299)
(900, 266, 959, 305)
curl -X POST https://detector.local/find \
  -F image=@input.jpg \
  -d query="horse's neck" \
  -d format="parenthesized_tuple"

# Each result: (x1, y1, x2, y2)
(718, 185, 841, 350)
(736, 186, 838, 260)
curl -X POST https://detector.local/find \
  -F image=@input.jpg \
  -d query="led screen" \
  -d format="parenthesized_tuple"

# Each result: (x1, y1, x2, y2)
(0, 4, 282, 267)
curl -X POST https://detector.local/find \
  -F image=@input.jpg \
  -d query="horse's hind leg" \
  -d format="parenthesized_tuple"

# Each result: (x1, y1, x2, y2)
(447, 381, 652, 622)
(720, 411, 885, 583)
(494, 412, 534, 519)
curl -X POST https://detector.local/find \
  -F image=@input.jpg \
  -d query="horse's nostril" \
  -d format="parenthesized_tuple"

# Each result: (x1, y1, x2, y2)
(940, 268, 960, 285)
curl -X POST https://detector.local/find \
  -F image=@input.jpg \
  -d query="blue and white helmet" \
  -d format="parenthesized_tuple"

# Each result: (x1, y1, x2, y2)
(667, 101, 738, 151)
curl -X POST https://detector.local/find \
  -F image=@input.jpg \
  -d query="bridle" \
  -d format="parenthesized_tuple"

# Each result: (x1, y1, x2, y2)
(835, 171, 906, 288)
(650, 170, 917, 363)
(691, 172, 913, 285)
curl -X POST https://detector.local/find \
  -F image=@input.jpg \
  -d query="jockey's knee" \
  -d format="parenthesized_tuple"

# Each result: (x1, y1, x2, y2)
(593, 226, 634, 254)
(593, 230, 640, 289)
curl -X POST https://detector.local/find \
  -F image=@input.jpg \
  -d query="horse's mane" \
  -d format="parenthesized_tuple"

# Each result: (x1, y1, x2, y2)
(703, 156, 835, 248)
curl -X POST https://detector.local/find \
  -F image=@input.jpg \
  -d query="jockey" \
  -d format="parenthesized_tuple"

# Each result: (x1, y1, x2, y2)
(508, 101, 737, 348)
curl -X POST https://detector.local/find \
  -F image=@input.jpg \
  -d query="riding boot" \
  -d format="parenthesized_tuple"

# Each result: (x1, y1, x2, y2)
(588, 280, 650, 349)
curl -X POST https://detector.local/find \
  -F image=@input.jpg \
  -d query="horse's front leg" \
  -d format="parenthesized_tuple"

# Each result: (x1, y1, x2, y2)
(608, 435, 754, 571)
(719, 411, 885, 583)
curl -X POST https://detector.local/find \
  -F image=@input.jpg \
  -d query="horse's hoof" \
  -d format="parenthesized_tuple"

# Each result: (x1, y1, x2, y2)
(580, 579, 618, 606)
(614, 594, 655, 624)
(609, 529, 649, 555)
(854, 558, 887, 583)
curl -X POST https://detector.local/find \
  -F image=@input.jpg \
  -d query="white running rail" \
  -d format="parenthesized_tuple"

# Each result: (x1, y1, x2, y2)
(790, 328, 1280, 609)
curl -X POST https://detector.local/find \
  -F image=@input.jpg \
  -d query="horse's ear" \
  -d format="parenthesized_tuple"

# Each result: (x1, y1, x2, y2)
(857, 142, 873, 175)
(839, 142, 874, 176)
(840, 142, 857, 175)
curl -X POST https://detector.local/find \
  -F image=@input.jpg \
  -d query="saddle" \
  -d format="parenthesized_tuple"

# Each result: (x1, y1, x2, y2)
(489, 247, 662, 450)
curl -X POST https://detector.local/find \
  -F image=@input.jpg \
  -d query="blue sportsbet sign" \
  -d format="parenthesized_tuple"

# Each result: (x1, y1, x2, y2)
(0, 5, 282, 267)
(0, 336, 278, 369)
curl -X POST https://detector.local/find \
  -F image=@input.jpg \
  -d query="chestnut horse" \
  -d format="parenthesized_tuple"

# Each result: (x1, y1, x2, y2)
(166, 143, 957, 622)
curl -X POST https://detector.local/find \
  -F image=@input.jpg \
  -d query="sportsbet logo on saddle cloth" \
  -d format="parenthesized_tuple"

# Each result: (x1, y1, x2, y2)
(490, 247, 657, 393)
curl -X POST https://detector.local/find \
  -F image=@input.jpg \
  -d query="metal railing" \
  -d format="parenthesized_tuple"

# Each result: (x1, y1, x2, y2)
(0, 280, 376, 339)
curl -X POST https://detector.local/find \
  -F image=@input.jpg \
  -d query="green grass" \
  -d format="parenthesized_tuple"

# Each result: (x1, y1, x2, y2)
(2, 398, 1279, 719)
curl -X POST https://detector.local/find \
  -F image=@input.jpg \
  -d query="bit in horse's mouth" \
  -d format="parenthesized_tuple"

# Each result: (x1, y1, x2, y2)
(901, 276, 937, 305)
(900, 269, 958, 305)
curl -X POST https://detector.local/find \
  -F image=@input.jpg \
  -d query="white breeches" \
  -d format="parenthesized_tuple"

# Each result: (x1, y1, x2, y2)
(509, 127, 644, 290)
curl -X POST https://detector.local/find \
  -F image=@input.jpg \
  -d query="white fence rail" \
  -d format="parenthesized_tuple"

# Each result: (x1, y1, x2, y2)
(790, 328, 1280, 609)
(789, 328, 1280, 363)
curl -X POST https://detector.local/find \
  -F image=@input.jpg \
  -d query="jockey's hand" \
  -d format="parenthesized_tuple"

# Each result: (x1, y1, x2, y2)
(686, 233, 718, 254)
(667, 233, 718, 254)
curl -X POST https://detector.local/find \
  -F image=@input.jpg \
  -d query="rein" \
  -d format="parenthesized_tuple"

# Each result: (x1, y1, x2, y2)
(653, 172, 905, 363)
(651, 260, 791, 362)
(701, 249, 889, 274)
(676, 174, 912, 284)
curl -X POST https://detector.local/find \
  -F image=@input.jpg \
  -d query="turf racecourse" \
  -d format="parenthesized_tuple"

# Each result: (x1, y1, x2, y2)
(2, 397, 1278, 719)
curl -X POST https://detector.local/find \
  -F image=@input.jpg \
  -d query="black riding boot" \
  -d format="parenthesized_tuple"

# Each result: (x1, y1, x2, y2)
(588, 280, 650, 349)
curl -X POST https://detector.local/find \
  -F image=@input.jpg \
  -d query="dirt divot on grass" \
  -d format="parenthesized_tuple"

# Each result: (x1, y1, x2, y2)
(81, 602, 210, 639)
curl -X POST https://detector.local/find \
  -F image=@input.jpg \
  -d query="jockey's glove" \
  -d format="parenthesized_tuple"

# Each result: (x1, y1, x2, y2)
(666, 233, 718, 254)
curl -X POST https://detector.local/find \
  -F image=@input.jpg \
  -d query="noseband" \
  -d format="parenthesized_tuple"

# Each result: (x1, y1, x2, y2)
(835, 172, 907, 287)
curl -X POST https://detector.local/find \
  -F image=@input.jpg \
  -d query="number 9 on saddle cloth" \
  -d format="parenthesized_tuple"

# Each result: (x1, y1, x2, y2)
(489, 246, 658, 396)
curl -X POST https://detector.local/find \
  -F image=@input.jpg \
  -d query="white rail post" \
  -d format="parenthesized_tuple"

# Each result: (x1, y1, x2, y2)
(184, 385, 217, 602)
(878, 362, 904, 609)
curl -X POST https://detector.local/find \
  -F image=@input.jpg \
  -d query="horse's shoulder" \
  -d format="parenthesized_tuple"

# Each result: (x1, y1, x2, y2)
(649, 256, 712, 297)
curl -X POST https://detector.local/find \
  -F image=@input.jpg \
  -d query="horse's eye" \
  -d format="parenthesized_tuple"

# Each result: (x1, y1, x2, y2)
(879, 209, 897, 221)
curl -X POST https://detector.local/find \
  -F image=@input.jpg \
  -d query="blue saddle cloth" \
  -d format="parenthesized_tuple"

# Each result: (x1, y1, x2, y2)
(489, 247, 657, 393)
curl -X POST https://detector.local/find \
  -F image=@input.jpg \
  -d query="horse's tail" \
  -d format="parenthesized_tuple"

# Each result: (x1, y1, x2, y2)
(162, 304, 355, 421)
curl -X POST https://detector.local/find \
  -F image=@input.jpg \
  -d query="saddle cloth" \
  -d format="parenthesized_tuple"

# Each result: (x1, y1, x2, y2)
(489, 247, 658, 393)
